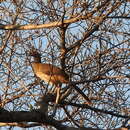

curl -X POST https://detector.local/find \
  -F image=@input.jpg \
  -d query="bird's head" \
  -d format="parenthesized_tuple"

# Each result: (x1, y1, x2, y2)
(27, 48, 41, 63)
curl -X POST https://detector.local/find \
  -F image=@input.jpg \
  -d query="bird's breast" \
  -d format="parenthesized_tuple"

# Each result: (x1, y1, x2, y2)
(35, 72, 54, 85)
(31, 63, 69, 85)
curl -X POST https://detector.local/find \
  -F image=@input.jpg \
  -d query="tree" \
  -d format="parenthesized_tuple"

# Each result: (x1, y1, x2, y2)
(0, 0, 129, 129)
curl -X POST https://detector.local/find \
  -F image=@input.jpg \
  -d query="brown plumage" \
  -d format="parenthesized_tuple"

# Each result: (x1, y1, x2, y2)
(29, 50, 69, 104)
(32, 63, 69, 86)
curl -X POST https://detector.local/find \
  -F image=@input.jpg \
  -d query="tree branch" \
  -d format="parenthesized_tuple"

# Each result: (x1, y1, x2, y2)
(0, 108, 129, 130)
(61, 102, 130, 119)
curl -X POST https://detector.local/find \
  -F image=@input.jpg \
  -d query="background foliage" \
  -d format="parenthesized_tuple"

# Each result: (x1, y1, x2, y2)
(0, 0, 130, 129)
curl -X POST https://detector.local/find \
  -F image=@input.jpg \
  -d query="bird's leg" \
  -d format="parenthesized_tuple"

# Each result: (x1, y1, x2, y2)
(51, 85, 61, 117)
(49, 85, 56, 93)
(56, 86, 60, 104)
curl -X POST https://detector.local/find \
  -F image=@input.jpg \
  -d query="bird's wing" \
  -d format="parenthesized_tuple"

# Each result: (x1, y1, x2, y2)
(39, 64, 64, 75)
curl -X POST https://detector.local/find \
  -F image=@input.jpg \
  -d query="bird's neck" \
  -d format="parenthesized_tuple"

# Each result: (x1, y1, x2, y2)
(33, 56, 41, 63)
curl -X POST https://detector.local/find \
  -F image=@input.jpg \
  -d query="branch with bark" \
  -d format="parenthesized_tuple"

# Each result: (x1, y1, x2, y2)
(0, 107, 129, 130)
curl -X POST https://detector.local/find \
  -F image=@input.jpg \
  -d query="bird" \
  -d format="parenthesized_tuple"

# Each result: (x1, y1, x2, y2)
(28, 50, 69, 105)
(28, 49, 92, 111)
